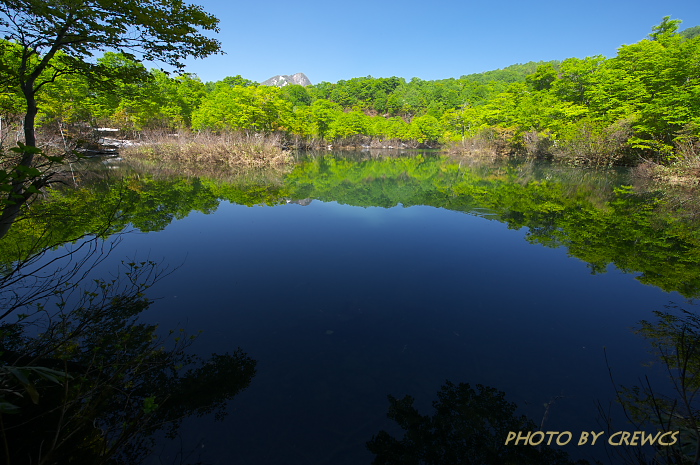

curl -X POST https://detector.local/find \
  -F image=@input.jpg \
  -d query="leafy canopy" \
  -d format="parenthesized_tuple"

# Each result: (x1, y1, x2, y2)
(0, 0, 222, 238)
(0, 0, 221, 81)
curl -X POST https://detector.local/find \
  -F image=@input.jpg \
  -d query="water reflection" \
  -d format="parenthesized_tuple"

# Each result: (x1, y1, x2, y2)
(0, 231, 256, 464)
(5, 152, 698, 298)
(604, 303, 700, 465)
(368, 381, 584, 465)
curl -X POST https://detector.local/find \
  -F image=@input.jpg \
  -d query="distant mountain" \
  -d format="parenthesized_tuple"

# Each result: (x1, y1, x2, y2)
(460, 61, 561, 84)
(680, 25, 700, 40)
(261, 72, 312, 87)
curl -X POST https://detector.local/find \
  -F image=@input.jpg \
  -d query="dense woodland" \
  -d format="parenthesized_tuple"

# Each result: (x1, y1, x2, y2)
(0, 18, 696, 167)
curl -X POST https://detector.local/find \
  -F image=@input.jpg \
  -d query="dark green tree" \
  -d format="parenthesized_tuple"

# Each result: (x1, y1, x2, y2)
(206, 74, 258, 92)
(681, 26, 700, 40)
(280, 84, 312, 108)
(649, 16, 683, 43)
(526, 63, 559, 91)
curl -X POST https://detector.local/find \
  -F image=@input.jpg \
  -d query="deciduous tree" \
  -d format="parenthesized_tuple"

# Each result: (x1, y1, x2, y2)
(0, 0, 221, 236)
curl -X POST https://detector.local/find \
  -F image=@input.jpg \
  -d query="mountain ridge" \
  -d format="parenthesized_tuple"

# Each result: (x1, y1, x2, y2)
(261, 72, 312, 87)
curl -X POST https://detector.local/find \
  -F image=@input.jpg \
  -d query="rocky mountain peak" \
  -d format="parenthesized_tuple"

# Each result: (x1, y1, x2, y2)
(261, 72, 312, 87)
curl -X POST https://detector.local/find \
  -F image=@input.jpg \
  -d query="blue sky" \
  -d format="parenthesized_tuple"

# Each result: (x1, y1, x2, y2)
(171, 0, 700, 85)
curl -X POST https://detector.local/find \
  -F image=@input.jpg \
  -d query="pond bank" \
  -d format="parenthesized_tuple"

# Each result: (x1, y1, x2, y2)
(117, 131, 293, 167)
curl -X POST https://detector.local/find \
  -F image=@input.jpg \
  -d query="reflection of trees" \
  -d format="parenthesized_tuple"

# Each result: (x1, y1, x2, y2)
(608, 304, 700, 465)
(0, 244, 256, 464)
(367, 381, 585, 465)
(285, 155, 700, 298)
(9, 156, 700, 300)
(0, 164, 293, 272)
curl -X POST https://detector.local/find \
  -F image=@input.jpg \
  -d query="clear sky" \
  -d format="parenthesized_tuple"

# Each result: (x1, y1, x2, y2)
(169, 0, 700, 85)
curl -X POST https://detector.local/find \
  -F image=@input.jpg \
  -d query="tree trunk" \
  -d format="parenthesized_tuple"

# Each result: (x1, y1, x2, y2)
(0, 88, 40, 239)
(22, 82, 38, 149)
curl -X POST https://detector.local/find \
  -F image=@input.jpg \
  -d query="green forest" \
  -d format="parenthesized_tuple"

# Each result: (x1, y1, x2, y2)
(1, 17, 699, 168)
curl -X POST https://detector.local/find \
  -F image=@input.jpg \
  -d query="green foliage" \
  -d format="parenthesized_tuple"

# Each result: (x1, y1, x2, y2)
(461, 61, 560, 84)
(649, 16, 683, 43)
(192, 85, 292, 133)
(592, 28, 700, 161)
(526, 63, 558, 91)
(0, 0, 223, 239)
(327, 109, 371, 140)
(1, 13, 698, 163)
(207, 75, 258, 91)
(410, 115, 442, 143)
(280, 84, 312, 107)
(81, 53, 208, 130)
(3, 15, 697, 162)
(0, 0, 221, 76)
(681, 25, 700, 40)
(551, 56, 606, 106)
(308, 99, 342, 139)
(309, 76, 404, 112)
(370, 115, 412, 141)
(270, 18, 700, 160)
(0, 0, 221, 132)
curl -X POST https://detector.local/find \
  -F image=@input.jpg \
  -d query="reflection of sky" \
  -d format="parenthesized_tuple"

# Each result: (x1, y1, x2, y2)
(292, 200, 395, 224)
(300, 200, 456, 225)
(28, 198, 689, 464)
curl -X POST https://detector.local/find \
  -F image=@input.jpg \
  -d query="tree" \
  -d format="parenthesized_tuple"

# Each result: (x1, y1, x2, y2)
(192, 85, 292, 133)
(586, 19, 700, 160)
(0, 0, 221, 236)
(410, 114, 442, 145)
(280, 84, 312, 108)
(681, 25, 700, 40)
(552, 56, 606, 107)
(649, 16, 682, 44)
(326, 109, 370, 141)
(309, 99, 341, 140)
(205, 74, 257, 92)
(526, 63, 559, 91)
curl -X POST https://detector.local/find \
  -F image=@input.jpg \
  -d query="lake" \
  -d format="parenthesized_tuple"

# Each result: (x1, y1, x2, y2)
(3, 150, 699, 464)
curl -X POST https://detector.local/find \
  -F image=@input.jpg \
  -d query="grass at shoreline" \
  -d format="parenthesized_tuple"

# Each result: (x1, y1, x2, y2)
(119, 131, 293, 167)
(632, 159, 700, 187)
(108, 128, 699, 189)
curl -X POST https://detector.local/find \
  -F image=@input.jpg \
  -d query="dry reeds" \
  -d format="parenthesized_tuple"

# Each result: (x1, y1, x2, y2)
(548, 120, 634, 167)
(446, 128, 517, 160)
(632, 158, 700, 187)
(120, 130, 293, 168)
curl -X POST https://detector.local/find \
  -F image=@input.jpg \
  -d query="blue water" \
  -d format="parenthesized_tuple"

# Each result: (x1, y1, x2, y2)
(88, 198, 684, 464)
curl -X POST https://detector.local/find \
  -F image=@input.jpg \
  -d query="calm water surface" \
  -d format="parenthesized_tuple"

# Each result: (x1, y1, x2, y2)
(7, 152, 700, 464)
